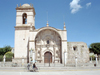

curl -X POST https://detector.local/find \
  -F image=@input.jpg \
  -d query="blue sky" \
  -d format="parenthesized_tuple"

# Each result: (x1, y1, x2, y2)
(0, 0, 100, 48)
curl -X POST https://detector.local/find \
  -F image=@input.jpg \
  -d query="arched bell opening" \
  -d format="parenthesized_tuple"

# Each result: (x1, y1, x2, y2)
(22, 13, 27, 24)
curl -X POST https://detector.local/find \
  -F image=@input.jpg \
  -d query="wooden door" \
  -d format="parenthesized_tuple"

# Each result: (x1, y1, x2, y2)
(44, 52, 52, 63)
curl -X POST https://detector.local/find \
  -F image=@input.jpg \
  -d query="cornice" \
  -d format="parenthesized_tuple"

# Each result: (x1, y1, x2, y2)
(16, 7, 34, 10)
(16, 15, 34, 17)
(16, 7, 36, 15)
(15, 26, 35, 29)
(38, 26, 63, 31)
(61, 40, 67, 42)
(62, 30, 67, 31)
(15, 26, 30, 28)
(29, 40, 35, 42)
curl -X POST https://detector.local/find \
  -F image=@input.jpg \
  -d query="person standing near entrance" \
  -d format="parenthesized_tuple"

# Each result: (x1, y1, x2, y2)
(33, 62, 36, 68)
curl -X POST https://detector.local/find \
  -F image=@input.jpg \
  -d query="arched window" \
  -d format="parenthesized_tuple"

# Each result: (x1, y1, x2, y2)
(22, 13, 27, 24)
(47, 40, 49, 44)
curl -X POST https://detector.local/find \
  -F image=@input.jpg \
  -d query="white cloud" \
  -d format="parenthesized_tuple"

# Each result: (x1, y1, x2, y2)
(86, 2, 91, 8)
(70, 0, 82, 14)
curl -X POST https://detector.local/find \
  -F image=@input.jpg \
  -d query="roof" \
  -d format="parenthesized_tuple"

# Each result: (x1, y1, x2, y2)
(16, 3, 34, 9)
(16, 3, 36, 15)
(22, 4, 30, 7)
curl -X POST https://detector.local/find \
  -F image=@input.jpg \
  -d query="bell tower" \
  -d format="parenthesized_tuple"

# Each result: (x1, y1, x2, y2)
(16, 4, 35, 27)
(14, 4, 36, 63)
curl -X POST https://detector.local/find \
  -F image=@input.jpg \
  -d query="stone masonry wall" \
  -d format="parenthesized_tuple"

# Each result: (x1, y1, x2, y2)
(67, 42, 89, 64)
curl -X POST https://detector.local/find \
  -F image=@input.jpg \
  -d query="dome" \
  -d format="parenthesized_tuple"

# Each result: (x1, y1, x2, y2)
(22, 4, 31, 7)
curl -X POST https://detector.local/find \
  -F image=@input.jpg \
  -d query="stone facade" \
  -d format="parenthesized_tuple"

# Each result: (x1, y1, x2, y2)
(67, 42, 89, 64)
(13, 4, 89, 65)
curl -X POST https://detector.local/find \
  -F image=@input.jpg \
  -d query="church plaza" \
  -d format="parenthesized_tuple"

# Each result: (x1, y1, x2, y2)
(0, 67, 100, 75)
(0, 3, 100, 75)
(0, 71, 100, 75)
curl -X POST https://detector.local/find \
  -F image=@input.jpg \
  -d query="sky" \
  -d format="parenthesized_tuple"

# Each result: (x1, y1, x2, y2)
(0, 0, 100, 48)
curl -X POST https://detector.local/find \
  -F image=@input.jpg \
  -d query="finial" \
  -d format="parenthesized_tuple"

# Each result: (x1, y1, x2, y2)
(30, 3, 33, 6)
(20, 3, 21, 6)
(64, 22, 66, 30)
(46, 21, 49, 27)
(64, 22, 65, 27)
(17, 4, 18, 7)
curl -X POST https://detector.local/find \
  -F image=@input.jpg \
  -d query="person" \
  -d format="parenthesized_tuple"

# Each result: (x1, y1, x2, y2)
(27, 63, 30, 70)
(33, 62, 36, 68)
(33, 62, 38, 71)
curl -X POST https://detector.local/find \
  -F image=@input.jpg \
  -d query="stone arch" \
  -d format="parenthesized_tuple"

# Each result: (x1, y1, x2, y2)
(43, 49, 54, 56)
(35, 28, 62, 63)
(34, 27, 62, 40)
(35, 29, 62, 45)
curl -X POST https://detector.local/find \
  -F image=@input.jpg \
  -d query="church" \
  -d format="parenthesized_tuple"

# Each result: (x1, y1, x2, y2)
(13, 4, 89, 66)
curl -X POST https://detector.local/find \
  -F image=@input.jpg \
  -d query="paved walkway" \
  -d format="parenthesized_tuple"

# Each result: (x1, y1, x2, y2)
(0, 66, 100, 72)
(0, 67, 100, 75)
(0, 71, 100, 75)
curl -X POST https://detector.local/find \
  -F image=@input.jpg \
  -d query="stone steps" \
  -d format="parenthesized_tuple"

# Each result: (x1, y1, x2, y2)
(36, 63, 64, 67)
(0, 61, 100, 67)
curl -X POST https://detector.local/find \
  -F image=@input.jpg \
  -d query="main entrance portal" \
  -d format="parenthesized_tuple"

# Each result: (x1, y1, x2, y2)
(35, 29, 62, 63)
(44, 52, 52, 63)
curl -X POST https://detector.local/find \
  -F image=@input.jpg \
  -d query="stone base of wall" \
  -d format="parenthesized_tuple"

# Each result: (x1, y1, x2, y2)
(12, 58, 27, 64)
(67, 59, 89, 64)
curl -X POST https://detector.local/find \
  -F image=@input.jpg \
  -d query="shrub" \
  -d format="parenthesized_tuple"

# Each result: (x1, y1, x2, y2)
(90, 55, 95, 61)
(5, 51, 14, 61)
(0, 46, 12, 55)
(0, 55, 3, 61)
(6, 57, 12, 61)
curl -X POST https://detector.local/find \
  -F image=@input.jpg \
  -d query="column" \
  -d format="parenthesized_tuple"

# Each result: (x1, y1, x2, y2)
(3, 55, 6, 63)
(90, 56, 92, 63)
(22, 58, 24, 66)
(96, 56, 98, 65)
(64, 52, 67, 66)
(75, 56, 77, 67)
(32, 51, 35, 63)
(54, 45, 55, 66)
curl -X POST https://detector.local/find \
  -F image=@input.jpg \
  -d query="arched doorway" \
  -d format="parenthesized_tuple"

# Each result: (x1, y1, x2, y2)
(44, 51, 52, 63)
(35, 29, 62, 63)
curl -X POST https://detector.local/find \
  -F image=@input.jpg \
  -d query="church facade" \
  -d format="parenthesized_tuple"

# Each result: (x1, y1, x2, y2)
(13, 4, 89, 65)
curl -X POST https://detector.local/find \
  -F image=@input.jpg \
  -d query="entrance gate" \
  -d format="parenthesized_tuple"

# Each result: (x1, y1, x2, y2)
(44, 52, 52, 63)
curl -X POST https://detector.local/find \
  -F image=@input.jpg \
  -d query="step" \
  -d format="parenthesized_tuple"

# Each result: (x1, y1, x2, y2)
(36, 63, 64, 67)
